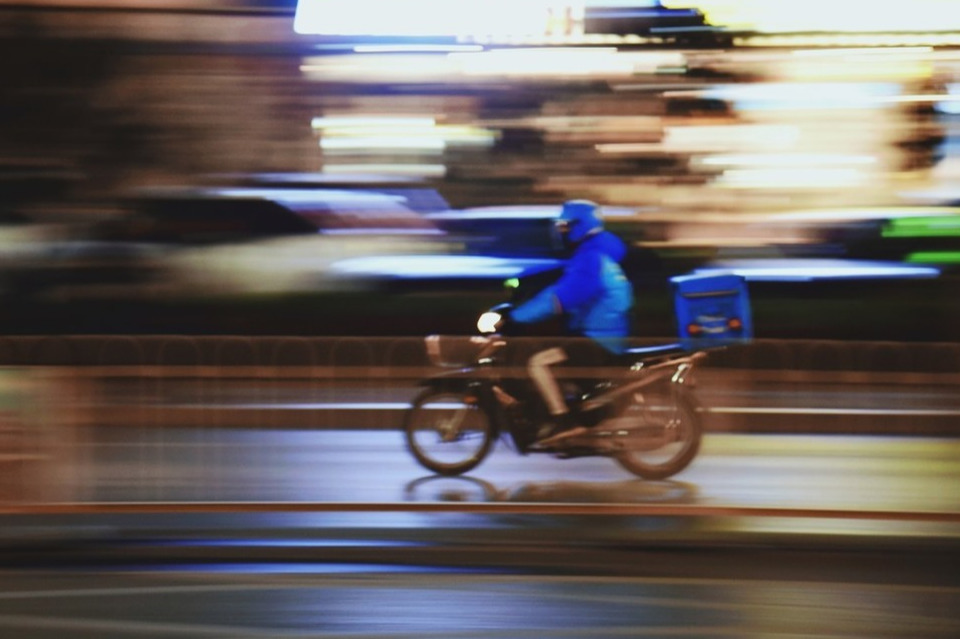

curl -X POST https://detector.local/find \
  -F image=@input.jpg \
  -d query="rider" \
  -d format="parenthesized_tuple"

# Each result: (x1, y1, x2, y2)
(508, 199, 635, 440)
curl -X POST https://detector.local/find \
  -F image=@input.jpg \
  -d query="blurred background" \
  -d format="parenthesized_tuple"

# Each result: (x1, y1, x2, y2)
(2, 5, 960, 637)
(2, 0, 960, 339)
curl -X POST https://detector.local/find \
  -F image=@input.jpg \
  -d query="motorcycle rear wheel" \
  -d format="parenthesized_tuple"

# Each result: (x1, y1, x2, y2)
(612, 386, 702, 480)
(403, 389, 495, 476)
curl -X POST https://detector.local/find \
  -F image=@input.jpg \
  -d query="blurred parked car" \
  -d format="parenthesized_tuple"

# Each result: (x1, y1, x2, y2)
(14, 186, 451, 302)
(113, 186, 457, 297)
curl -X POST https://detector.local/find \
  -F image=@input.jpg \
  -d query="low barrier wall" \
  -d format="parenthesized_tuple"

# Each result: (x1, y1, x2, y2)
(1, 336, 959, 504)
(0, 334, 958, 373)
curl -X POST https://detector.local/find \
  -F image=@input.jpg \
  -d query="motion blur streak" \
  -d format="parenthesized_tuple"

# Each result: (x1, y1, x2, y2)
(2, 4, 960, 638)
(1, 335, 960, 506)
(670, 0, 960, 33)
(294, 0, 564, 37)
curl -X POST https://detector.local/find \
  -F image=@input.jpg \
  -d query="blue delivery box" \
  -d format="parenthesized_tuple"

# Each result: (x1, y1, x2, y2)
(670, 272, 752, 346)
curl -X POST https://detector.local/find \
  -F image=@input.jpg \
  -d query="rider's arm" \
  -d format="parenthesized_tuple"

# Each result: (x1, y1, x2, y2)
(511, 251, 603, 323)
(552, 251, 604, 311)
(511, 285, 563, 324)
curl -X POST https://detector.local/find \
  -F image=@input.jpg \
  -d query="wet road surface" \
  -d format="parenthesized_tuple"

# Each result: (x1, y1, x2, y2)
(2, 564, 958, 638)
(15, 429, 959, 514)
(3, 429, 960, 638)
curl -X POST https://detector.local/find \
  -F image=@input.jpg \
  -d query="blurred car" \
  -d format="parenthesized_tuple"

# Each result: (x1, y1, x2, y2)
(207, 172, 452, 213)
(30, 186, 453, 300)
(51, 188, 609, 301)
(424, 205, 565, 259)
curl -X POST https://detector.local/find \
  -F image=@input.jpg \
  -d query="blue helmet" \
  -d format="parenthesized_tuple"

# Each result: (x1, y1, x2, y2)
(556, 199, 603, 246)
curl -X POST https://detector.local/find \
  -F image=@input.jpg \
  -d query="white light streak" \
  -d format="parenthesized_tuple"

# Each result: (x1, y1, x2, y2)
(330, 255, 561, 278)
(321, 137, 446, 152)
(312, 116, 436, 130)
(718, 168, 869, 189)
(700, 154, 877, 168)
(294, 0, 575, 37)
(696, 260, 939, 282)
(352, 44, 484, 53)
(451, 47, 632, 77)
(665, 125, 802, 152)
(694, 83, 902, 111)
(790, 47, 934, 58)
(320, 164, 446, 177)
(672, 0, 960, 34)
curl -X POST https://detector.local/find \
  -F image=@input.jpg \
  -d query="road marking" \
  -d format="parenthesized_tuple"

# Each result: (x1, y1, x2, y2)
(0, 613, 264, 637)
(169, 402, 413, 410)
(2, 501, 959, 522)
(162, 403, 960, 417)
(706, 407, 960, 416)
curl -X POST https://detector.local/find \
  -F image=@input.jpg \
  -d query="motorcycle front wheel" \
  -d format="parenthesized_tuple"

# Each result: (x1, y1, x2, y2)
(403, 389, 495, 476)
(612, 384, 702, 480)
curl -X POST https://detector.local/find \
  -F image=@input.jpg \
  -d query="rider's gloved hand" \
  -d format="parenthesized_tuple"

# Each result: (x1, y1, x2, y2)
(497, 310, 512, 333)
(478, 303, 513, 334)
(491, 303, 513, 333)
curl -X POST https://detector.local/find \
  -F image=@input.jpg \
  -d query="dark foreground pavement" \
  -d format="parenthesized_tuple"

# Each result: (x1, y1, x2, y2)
(3, 432, 959, 636)
(1, 509, 960, 638)
(2, 507, 960, 574)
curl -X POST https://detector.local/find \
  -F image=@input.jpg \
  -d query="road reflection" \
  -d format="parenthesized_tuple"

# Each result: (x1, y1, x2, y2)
(404, 474, 698, 504)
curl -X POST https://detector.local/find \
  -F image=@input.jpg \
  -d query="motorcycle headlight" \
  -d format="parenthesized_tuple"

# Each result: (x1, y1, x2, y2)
(477, 311, 502, 334)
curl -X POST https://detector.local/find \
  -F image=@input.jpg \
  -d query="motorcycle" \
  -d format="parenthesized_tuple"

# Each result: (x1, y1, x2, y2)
(402, 272, 751, 479)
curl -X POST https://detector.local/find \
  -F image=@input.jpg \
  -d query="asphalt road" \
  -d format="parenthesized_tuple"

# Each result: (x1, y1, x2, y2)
(7, 427, 958, 514)
(1, 559, 958, 639)
(4, 429, 960, 638)
(6, 379, 960, 639)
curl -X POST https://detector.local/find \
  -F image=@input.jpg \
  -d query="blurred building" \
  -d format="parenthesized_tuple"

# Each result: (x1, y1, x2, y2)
(0, 2, 959, 340)
(0, 0, 957, 221)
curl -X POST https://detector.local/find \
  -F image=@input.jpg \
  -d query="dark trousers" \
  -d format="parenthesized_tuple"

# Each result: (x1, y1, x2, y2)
(523, 337, 617, 417)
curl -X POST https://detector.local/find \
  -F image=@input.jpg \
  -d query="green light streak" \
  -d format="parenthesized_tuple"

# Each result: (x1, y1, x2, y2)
(906, 251, 960, 264)
(883, 216, 960, 238)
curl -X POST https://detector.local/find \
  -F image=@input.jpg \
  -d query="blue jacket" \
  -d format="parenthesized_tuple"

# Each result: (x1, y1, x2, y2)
(512, 230, 634, 353)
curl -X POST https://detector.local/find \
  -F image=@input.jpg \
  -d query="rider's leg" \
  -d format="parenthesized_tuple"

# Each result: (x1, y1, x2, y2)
(564, 337, 617, 400)
(527, 347, 579, 438)
(527, 347, 568, 416)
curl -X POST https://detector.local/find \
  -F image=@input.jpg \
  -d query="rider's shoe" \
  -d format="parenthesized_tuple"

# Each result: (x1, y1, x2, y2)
(536, 412, 582, 443)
